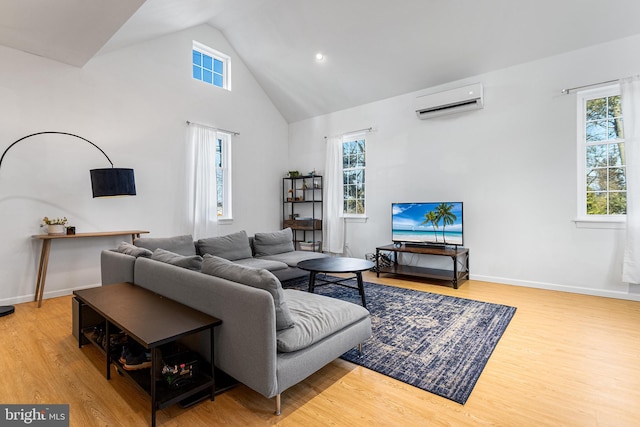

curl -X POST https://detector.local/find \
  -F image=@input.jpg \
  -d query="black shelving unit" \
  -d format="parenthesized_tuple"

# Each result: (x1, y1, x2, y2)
(282, 175, 323, 251)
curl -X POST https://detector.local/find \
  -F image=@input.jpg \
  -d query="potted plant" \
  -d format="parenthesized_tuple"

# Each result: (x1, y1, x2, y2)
(42, 217, 68, 235)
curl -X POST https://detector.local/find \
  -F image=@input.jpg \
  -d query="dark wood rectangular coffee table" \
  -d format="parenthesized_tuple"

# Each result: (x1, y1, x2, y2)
(74, 282, 221, 427)
(297, 257, 374, 308)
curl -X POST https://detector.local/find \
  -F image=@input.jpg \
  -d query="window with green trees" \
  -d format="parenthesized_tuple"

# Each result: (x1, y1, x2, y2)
(342, 137, 366, 215)
(578, 86, 625, 217)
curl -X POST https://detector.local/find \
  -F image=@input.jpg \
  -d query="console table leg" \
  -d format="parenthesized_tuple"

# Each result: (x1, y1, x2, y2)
(105, 321, 111, 380)
(77, 300, 83, 348)
(151, 347, 157, 427)
(34, 239, 52, 307)
(210, 327, 215, 401)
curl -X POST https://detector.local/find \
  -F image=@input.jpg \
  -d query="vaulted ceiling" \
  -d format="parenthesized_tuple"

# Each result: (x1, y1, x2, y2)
(3, 0, 640, 123)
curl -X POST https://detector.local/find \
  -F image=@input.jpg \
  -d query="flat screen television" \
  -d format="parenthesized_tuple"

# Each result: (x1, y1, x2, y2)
(392, 202, 463, 247)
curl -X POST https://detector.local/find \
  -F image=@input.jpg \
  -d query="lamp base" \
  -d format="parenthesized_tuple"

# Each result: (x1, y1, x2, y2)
(0, 305, 15, 317)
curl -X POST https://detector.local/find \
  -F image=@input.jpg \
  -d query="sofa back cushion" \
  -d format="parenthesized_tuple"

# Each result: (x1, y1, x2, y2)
(197, 230, 252, 261)
(253, 228, 295, 257)
(151, 248, 203, 271)
(201, 254, 295, 330)
(134, 234, 196, 256)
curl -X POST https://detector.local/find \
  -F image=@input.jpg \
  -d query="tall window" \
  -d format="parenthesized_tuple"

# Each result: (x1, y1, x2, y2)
(216, 132, 232, 219)
(577, 86, 626, 218)
(342, 135, 366, 215)
(192, 41, 231, 90)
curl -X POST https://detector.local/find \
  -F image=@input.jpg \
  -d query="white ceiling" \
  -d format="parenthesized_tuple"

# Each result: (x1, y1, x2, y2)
(0, 0, 145, 67)
(3, 0, 640, 122)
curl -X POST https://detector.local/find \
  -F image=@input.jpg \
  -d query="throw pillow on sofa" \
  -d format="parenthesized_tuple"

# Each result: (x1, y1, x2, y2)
(201, 254, 295, 330)
(134, 234, 196, 256)
(151, 248, 203, 271)
(117, 242, 153, 258)
(197, 230, 252, 261)
(253, 227, 295, 257)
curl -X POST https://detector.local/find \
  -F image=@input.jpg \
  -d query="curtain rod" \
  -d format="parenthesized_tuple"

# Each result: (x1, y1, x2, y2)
(324, 127, 373, 139)
(561, 79, 619, 94)
(186, 120, 240, 136)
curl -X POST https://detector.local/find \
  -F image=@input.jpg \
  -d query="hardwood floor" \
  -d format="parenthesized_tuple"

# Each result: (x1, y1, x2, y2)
(1, 273, 639, 426)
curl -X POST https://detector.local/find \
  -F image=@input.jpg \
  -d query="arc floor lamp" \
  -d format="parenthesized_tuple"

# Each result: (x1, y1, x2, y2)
(0, 131, 137, 317)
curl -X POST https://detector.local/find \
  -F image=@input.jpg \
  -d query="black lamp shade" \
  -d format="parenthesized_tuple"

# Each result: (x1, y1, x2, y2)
(90, 168, 136, 198)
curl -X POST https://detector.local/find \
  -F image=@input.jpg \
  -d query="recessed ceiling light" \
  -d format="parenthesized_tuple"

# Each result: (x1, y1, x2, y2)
(315, 53, 325, 62)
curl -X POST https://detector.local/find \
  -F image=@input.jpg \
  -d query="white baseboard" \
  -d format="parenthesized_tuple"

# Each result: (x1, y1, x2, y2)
(0, 282, 100, 306)
(471, 274, 640, 302)
(3, 277, 639, 305)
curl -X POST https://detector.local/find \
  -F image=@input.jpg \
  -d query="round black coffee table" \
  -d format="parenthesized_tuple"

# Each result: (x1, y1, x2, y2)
(297, 257, 374, 308)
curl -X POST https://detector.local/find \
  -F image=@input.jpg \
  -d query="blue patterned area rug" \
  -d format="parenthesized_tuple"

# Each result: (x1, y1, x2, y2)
(283, 276, 517, 404)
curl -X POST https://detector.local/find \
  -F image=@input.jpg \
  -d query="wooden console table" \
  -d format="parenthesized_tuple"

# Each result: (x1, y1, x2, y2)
(32, 230, 149, 307)
(376, 243, 469, 288)
(74, 282, 221, 427)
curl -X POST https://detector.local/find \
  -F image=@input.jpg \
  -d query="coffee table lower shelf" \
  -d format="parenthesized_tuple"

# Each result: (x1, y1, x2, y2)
(81, 327, 237, 407)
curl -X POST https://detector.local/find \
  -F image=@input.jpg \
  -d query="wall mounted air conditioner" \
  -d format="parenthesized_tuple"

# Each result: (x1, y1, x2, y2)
(415, 83, 484, 119)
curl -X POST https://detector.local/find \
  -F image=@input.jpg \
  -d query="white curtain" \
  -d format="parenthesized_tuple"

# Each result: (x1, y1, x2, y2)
(186, 124, 218, 240)
(622, 75, 640, 284)
(323, 136, 345, 254)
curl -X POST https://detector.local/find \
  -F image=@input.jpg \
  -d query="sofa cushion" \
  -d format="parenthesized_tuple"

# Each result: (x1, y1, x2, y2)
(253, 228, 295, 257)
(197, 230, 252, 261)
(276, 289, 370, 352)
(134, 235, 196, 256)
(201, 255, 295, 330)
(233, 257, 289, 271)
(260, 250, 328, 268)
(117, 241, 153, 258)
(151, 248, 203, 271)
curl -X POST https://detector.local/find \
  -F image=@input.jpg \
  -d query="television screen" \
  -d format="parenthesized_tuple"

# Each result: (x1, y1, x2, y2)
(392, 202, 463, 246)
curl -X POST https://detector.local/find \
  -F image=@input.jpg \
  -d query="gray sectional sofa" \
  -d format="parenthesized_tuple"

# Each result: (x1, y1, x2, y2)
(97, 228, 372, 415)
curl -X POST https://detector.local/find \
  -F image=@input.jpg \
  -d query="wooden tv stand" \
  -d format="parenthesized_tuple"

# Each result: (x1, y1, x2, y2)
(375, 244, 469, 289)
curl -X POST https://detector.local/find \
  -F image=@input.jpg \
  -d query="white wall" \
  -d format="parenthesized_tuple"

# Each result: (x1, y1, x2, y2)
(0, 24, 288, 305)
(289, 34, 640, 301)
